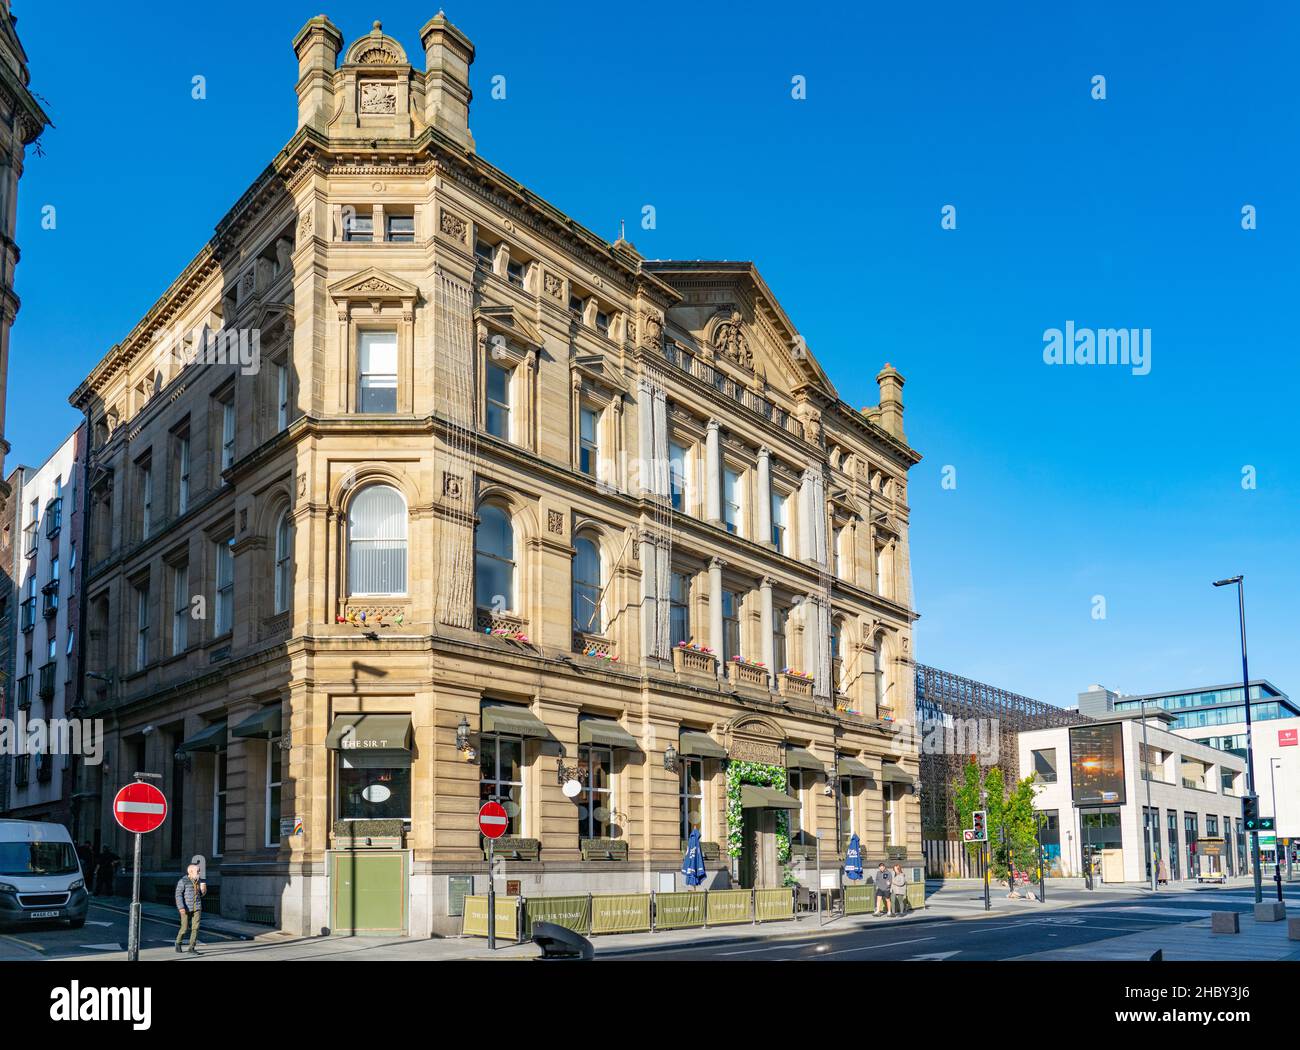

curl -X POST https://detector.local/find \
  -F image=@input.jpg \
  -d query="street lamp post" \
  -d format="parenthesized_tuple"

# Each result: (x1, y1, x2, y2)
(1270, 758, 1284, 901)
(1213, 575, 1262, 905)
(1140, 698, 1158, 892)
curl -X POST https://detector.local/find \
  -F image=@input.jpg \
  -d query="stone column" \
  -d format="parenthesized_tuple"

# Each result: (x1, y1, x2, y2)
(709, 557, 725, 666)
(802, 595, 819, 681)
(760, 576, 775, 687)
(705, 420, 722, 524)
(641, 532, 658, 662)
(756, 447, 772, 547)
(798, 468, 816, 561)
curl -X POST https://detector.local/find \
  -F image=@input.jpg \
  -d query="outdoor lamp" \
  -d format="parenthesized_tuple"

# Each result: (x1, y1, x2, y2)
(663, 743, 678, 772)
(455, 716, 471, 753)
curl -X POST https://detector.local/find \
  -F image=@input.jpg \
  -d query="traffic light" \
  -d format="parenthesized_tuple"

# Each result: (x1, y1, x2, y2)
(971, 809, 988, 842)
(1242, 795, 1275, 833)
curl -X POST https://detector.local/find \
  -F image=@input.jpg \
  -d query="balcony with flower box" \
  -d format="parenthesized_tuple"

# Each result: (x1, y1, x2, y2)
(726, 657, 770, 690)
(672, 642, 717, 678)
(777, 670, 815, 700)
(572, 630, 618, 664)
(475, 608, 532, 646)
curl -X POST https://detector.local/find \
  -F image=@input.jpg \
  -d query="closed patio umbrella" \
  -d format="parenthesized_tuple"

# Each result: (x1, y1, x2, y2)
(844, 833, 864, 881)
(682, 829, 707, 887)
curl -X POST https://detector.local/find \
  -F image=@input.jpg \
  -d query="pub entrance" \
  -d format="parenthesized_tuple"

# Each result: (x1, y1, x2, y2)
(738, 786, 800, 889)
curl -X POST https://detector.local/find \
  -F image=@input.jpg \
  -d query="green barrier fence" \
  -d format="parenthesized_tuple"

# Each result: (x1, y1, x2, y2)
(462, 895, 520, 938)
(655, 891, 708, 930)
(523, 895, 591, 937)
(591, 893, 652, 934)
(844, 885, 872, 915)
(705, 888, 753, 926)
(755, 888, 794, 922)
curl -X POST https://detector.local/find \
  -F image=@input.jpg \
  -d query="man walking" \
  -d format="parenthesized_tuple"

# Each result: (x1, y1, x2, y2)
(174, 858, 206, 955)
(872, 862, 893, 916)
(891, 863, 909, 916)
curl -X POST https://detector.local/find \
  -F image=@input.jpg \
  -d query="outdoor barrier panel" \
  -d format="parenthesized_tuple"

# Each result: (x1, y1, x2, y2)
(706, 888, 753, 926)
(844, 885, 872, 915)
(907, 881, 925, 908)
(523, 895, 591, 937)
(655, 891, 707, 930)
(591, 893, 652, 935)
(462, 895, 520, 938)
(755, 887, 794, 922)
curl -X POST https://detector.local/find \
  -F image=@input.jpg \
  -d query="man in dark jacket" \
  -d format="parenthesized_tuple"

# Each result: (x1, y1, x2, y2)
(872, 862, 893, 916)
(174, 860, 206, 954)
(94, 847, 119, 896)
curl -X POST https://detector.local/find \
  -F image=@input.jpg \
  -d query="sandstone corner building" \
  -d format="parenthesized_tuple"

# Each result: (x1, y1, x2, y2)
(66, 15, 922, 936)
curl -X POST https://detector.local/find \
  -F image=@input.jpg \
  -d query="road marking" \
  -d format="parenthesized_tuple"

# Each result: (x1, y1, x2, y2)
(718, 940, 820, 957)
(79, 943, 122, 951)
(85, 920, 113, 927)
(911, 950, 959, 960)
(814, 936, 933, 958)
(0, 933, 45, 953)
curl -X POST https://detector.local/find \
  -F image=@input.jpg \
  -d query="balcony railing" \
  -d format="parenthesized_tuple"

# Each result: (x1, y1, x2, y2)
(13, 755, 28, 787)
(45, 497, 62, 538)
(38, 662, 57, 699)
(572, 630, 615, 660)
(19, 598, 35, 632)
(41, 588, 58, 618)
(15, 675, 32, 711)
(660, 344, 809, 442)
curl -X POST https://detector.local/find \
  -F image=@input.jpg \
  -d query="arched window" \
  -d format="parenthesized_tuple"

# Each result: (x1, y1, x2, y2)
(831, 620, 844, 692)
(348, 485, 407, 595)
(873, 640, 887, 709)
(475, 503, 515, 612)
(572, 535, 603, 633)
(274, 510, 293, 613)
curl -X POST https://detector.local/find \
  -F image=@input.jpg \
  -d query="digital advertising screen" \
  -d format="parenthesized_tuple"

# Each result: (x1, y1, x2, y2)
(1069, 723, 1127, 806)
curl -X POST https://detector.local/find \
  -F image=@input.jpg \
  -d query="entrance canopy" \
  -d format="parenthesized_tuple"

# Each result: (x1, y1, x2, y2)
(740, 785, 801, 811)
(231, 706, 283, 739)
(837, 756, 871, 778)
(678, 731, 727, 760)
(480, 702, 550, 739)
(177, 721, 227, 754)
(325, 714, 412, 751)
(785, 747, 824, 774)
(881, 761, 916, 787)
(579, 717, 639, 751)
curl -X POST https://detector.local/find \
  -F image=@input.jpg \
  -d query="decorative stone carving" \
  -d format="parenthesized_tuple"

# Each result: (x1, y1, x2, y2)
(356, 47, 399, 65)
(240, 271, 255, 300)
(543, 272, 564, 301)
(360, 82, 398, 113)
(298, 211, 313, 240)
(712, 311, 752, 368)
(547, 509, 564, 535)
(640, 310, 663, 349)
(439, 209, 467, 243)
(354, 277, 400, 295)
(442, 472, 463, 499)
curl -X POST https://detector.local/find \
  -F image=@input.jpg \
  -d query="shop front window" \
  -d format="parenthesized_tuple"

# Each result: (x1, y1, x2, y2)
(578, 744, 615, 839)
(338, 750, 412, 821)
(680, 757, 703, 843)
(837, 777, 854, 851)
(479, 734, 524, 836)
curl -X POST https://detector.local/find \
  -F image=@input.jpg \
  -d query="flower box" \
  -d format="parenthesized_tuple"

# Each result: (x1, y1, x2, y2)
(673, 644, 718, 677)
(777, 671, 815, 699)
(573, 630, 617, 661)
(580, 837, 628, 861)
(475, 608, 532, 644)
(482, 836, 540, 861)
(726, 658, 770, 689)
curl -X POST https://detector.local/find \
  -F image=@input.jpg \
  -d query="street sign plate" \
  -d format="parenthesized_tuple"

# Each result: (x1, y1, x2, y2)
(112, 781, 168, 834)
(478, 800, 509, 839)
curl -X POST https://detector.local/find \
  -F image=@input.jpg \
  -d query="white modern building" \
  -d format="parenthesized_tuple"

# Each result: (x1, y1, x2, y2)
(1020, 712, 1249, 884)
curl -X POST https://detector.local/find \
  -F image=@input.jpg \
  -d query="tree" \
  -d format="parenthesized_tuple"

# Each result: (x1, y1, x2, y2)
(951, 760, 1040, 883)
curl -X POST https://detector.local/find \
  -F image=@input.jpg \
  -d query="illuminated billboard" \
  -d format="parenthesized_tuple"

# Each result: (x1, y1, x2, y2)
(1069, 723, 1127, 806)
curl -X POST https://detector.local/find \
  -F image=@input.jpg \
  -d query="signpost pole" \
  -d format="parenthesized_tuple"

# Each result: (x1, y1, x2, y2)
(816, 835, 823, 926)
(487, 835, 496, 951)
(127, 830, 142, 962)
(982, 841, 990, 912)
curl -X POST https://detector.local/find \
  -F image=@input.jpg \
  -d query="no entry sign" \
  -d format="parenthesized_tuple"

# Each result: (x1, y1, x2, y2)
(113, 781, 168, 834)
(478, 800, 508, 839)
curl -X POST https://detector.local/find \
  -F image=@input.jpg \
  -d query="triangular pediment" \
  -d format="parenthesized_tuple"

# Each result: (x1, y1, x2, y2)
(475, 304, 544, 349)
(573, 351, 628, 394)
(328, 268, 420, 303)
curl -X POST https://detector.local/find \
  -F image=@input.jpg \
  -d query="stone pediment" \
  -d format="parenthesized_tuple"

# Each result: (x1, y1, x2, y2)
(329, 268, 420, 307)
(475, 304, 543, 349)
(573, 351, 628, 394)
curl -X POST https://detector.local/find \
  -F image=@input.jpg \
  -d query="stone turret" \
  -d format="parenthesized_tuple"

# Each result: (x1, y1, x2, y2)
(293, 15, 344, 133)
(420, 11, 476, 151)
(874, 363, 906, 441)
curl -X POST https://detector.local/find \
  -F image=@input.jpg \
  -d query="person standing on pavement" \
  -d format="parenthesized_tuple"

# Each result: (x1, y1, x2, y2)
(94, 846, 119, 896)
(174, 860, 206, 954)
(76, 843, 94, 888)
(872, 862, 893, 916)
(891, 863, 909, 915)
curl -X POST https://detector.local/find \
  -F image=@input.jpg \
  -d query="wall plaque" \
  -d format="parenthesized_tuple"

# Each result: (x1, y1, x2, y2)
(728, 737, 783, 765)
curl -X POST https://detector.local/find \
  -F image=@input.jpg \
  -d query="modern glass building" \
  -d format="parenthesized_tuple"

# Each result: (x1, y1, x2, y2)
(1112, 681, 1296, 734)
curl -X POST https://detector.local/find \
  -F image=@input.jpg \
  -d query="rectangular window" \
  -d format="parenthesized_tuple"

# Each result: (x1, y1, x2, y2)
(771, 489, 788, 551)
(176, 434, 190, 513)
(594, 311, 610, 336)
(135, 582, 150, 670)
(338, 749, 412, 821)
(838, 776, 854, 851)
(1032, 748, 1058, 784)
(680, 756, 704, 843)
(266, 736, 283, 848)
(140, 460, 153, 538)
(479, 734, 524, 837)
(832, 526, 844, 576)
(669, 441, 688, 512)
(669, 572, 691, 648)
(883, 783, 898, 847)
(276, 363, 289, 431)
(788, 768, 803, 840)
(578, 744, 615, 839)
(506, 259, 525, 288)
(221, 398, 235, 474)
(344, 211, 373, 242)
(172, 563, 189, 656)
(214, 539, 234, 636)
(474, 239, 495, 266)
(358, 331, 399, 413)
(722, 589, 740, 663)
(485, 362, 511, 440)
(385, 214, 415, 243)
(212, 748, 228, 857)
(773, 606, 788, 672)
(723, 468, 741, 536)
(568, 294, 584, 316)
(579, 406, 599, 477)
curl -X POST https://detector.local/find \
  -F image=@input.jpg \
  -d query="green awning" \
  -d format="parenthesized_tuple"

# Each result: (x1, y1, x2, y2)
(231, 706, 282, 739)
(881, 761, 915, 786)
(786, 747, 825, 773)
(325, 714, 412, 751)
(740, 785, 802, 811)
(579, 718, 639, 751)
(678, 731, 728, 760)
(837, 756, 872, 778)
(178, 721, 227, 754)
(480, 703, 550, 739)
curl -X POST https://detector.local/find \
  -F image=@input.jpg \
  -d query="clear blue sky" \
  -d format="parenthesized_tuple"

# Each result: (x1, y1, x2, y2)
(10, 1, 1297, 707)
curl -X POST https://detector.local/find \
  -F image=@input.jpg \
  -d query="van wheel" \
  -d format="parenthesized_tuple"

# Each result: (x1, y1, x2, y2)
(68, 918, 85, 929)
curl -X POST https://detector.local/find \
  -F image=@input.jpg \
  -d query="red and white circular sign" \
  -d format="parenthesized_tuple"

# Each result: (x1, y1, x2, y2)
(478, 800, 509, 840)
(113, 782, 168, 834)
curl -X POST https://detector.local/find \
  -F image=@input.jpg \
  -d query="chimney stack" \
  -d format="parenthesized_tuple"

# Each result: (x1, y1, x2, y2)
(875, 363, 906, 441)
(420, 12, 476, 151)
(293, 15, 344, 133)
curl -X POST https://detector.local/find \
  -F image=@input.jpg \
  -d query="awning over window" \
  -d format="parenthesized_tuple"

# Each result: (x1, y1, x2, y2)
(178, 721, 227, 754)
(230, 706, 283, 739)
(881, 761, 916, 786)
(837, 756, 872, 778)
(740, 785, 802, 811)
(678, 731, 727, 760)
(579, 717, 639, 751)
(324, 714, 412, 751)
(480, 703, 549, 740)
(786, 747, 825, 774)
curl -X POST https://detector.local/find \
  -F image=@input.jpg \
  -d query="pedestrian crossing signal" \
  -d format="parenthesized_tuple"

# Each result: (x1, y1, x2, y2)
(970, 810, 988, 842)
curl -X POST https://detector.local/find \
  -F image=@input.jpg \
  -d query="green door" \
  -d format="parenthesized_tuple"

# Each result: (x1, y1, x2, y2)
(330, 851, 408, 935)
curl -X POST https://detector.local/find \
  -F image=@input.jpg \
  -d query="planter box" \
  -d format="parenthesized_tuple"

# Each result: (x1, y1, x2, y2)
(580, 838, 628, 861)
(673, 647, 718, 677)
(777, 672, 815, 699)
(1211, 911, 1240, 934)
(483, 836, 540, 861)
(573, 630, 614, 658)
(727, 659, 770, 689)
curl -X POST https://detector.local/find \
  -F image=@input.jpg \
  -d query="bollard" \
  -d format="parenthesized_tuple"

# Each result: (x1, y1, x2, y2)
(1288, 917, 1300, 941)
(1210, 911, 1240, 934)
(1255, 901, 1286, 923)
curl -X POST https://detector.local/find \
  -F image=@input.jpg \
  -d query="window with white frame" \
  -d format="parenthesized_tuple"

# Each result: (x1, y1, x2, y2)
(680, 755, 703, 842)
(723, 467, 742, 536)
(874, 643, 887, 709)
(347, 485, 407, 596)
(343, 209, 373, 242)
(212, 747, 228, 857)
(883, 782, 899, 847)
(572, 535, 603, 634)
(171, 562, 189, 656)
(773, 606, 789, 672)
(265, 735, 283, 848)
(140, 459, 153, 538)
(214, 539, 234, 635)
(578, 743, 615, 839)
(831, 620, 844, 692)
(579, 405, 600, 477)
(722, 589, 741, 662)
(485, 360, 511, 440)
(220, 397, 235, 476)
(669, 441, 688, 512)
(478, 733, 524, 836)
(474, 504, 515, 613)
(357, 331, 398, 413)
(669, 571, 691, 648)
(771, 488, 788, 552)
(135, 581, 150, 670)
(832, 525, 845, 576)
(276, 362, 289, 431)
(176, 432, 190, 513)
(274, 511, 293, 614)
(837, 775, 855, 850)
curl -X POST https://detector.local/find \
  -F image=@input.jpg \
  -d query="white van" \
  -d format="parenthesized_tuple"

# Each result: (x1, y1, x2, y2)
(0, 820, 88, 929)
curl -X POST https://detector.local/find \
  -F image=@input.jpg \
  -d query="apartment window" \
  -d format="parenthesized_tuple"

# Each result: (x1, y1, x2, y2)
(385, 214, 415, 243)
(265, 737, 283, 848)
(474, 504, 515, 612)
(577, 744, 615, 839)
(1032, 748, 1058, 783)
(506, 258, 525, 289)
(594, 310, 610, 337)
(474, 239, 495, 266)
(723, 468, 741, 535)
(722, 589, 740, 663)
(24, 498, 37, 555)
(883, 783, 899, 847)
(832, 526, 845, 576)
(135, 581, 150, 670)
(343, 210, 373, 242)
(47, 635, 56, 662)
(357, 331, 398, 413)
(176, 433, 190, 513)
(276, 363, 289, 431)
(214, 539, 234, 635)
(874, 644, 887, 709)
(172, 562, 189, 655)
(771, 489, 788, 552)
(579, 406, 600, 477)
(212, 748, 228, 857)
(669, 571, 691, 648)
(572, 535, 602, 634)
(568, 294, 584, 316)
(274, 511, 293, 614)
(140, 459, 153, 538)
(220, 397, 235, 474)
(679, 756, 705, 842)
(485, 361, 511, 440)
(668, 441, 688, 511)
(347, 485, 408, 596)
(773, 606, 788, 671)
(479, 733, 524, 836)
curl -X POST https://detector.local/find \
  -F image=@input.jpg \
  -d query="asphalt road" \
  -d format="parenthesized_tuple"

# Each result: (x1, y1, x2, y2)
(0, 897, 235, 961)
(595, 884, 1300, 961)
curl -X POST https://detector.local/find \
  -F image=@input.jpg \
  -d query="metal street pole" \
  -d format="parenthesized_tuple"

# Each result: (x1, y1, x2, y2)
(1037, 814, 1047, 903)
(1214, 576, 1262, 904)
(126, 830, 142, 962)
(1141, 698, 1158, 892)
(816, 834, 824, 926)
(487, 835, 496, 951)
(1270, 758, 1283, 902)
